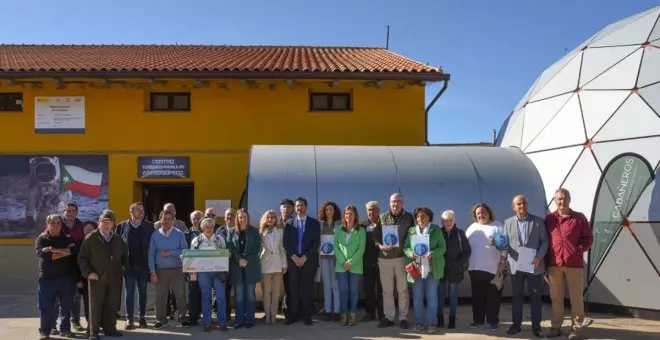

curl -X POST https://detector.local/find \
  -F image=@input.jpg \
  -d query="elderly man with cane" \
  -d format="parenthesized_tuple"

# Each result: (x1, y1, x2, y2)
(78, 211, 128, 340)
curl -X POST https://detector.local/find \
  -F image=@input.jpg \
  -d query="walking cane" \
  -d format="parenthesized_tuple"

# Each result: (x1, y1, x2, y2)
(87, 279, 94, 340)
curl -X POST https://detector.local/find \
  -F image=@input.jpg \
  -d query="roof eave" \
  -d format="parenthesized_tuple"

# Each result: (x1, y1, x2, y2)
(0, 70, 451, 82)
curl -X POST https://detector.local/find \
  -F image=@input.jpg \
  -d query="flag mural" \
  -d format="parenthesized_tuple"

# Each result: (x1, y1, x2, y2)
(586, 153, 655, 288)
(60, 164, 103, 197)
(0, 154, 109, 238)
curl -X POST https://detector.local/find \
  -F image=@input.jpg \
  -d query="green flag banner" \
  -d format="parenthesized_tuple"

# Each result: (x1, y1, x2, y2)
(587, 153, 655, 284)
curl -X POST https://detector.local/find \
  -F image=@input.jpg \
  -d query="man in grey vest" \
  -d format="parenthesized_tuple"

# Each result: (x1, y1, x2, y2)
(502, 195, 548, 338)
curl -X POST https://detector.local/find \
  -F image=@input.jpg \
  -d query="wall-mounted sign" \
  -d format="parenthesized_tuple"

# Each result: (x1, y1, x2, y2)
(138, 156, 189, 179)
(34, 96, 85, 134)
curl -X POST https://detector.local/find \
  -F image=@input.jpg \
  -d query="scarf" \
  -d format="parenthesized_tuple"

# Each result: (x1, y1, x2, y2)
(415, 224, 432, 279)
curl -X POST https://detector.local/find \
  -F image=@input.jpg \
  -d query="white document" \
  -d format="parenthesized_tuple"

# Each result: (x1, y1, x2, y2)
(382, 225, 400, 247)
(320, 235, 334, 256)
(411, 234, 430, 256)
(516, 246, 537, 274)
(205, 199, 232, 215)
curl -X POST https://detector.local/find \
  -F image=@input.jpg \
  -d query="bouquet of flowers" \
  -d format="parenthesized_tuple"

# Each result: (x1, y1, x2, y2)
(492, 231, 509, 250)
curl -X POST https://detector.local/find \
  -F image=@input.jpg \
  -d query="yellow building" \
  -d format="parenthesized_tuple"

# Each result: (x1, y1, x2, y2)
(0, 45, 449, 244)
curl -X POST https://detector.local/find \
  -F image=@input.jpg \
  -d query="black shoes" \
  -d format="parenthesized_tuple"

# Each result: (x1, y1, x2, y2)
(532, 327, 544, 338)
(448, 316, 456, 329)
(399, 320, 409, 329)
(378, 319, 394, 328)
(507, 325, 522, 335)
(304, 319, 313, 326)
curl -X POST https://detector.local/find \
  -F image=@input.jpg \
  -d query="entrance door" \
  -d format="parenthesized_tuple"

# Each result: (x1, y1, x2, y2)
(141, 183, 194, 224)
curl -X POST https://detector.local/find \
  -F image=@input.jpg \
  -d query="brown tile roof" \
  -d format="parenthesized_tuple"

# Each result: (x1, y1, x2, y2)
(0, 45, 448, 81)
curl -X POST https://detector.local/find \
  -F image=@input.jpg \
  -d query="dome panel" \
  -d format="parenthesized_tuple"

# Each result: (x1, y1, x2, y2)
(583, 49, 643, 90)
(525, 95, 585, 152)
(638, 46, 660, 87)
(499, 110, 524, 148)
(589, 228, 660, 310)
(528, 50, 581, 103)
(521, 93, 572, 149)
(579, 45, 639, 87)
(651, 17, 660, 41)
(639, 82, 660, 113)
(556, 150, 601, 219)
(630, 223, 660, 272)
(592, 137, 660, 175)
(530, 53, 582, 102)
(589, 9, 660, 48)
(589, 7, 659, 47)
(579, 90, 630, 138)
(514, 77, 539, 113)
(594, 93, 660, 142)
(526, 145, 583, 203)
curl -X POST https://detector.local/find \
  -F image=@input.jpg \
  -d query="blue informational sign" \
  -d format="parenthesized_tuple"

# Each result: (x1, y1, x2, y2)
(138, 156, 189, 179)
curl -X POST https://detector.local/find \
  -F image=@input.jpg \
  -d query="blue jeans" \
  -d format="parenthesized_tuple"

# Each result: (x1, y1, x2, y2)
(38, 276, 75, 334)
(511, 271, 543, 328)
(123, 266, 149, 320)
(337, 271, 360, 315)
(320, 257, 340, 313)
(438, 280, 460, 317)
(412, 277, 439, 325)
(198, 272, 227, 326)
(234, 272, 256, 325)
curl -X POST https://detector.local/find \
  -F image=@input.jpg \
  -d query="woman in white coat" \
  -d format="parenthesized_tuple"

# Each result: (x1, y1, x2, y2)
(259, 210, 288, 324)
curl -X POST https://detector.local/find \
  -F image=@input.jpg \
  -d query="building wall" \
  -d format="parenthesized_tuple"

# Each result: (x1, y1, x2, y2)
(0, 78, 425, 221)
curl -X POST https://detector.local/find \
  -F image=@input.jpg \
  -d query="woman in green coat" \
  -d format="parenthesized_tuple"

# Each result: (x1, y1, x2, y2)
(334, 204, 366, 327)
(228, 208, 261, 328)
(404, 206, 446, 333)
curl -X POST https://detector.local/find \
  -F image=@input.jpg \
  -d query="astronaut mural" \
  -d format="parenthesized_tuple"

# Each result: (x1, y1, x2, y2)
(0, 155, 108, 238)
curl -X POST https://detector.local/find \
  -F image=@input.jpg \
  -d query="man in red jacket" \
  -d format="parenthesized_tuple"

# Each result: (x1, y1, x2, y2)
(544, 188, 593, 340)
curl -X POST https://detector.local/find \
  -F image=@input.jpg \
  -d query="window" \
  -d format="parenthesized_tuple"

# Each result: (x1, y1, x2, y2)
(0, 93, 23, 112)
(149, 93, 190, 111)
(309, 93, 351, 111)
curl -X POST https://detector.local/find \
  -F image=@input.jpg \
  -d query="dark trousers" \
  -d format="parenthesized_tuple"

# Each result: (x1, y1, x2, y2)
(286, 260, 316, 321)
(225, 283, 232, 319)
(188, 280, 201, 323)
(469, 270, 502, 325)
(38, 276, 75, 335)
(124, 266, 149, 320)
(90, 280, 122, 334)
(283, 272, 290, 316)
(80, 283, 90, 330)
(511, 271, 543, 328)
(363, 262, 383, 318)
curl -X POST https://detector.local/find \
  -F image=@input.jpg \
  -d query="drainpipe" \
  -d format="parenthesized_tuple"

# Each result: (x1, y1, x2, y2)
(424, 78, 450, 145)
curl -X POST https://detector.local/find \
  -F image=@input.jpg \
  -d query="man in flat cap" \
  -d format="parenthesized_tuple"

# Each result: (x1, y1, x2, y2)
(78, 210, 127, 340)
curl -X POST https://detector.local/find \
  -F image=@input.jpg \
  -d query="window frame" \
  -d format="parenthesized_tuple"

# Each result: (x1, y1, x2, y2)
(149, 92, 191, 112)
(309, 92, 352, 112)
(0, 92, 23, 112)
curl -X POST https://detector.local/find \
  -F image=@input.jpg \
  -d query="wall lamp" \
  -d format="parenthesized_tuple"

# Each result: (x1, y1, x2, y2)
(147, 78, 167, 87)
(327, 80, 339, 88)
(364, 80, 383, 88)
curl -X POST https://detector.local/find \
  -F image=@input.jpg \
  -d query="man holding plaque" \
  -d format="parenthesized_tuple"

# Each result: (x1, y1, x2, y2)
(502, 195, 548, 338)
(373, 193, 414, 329)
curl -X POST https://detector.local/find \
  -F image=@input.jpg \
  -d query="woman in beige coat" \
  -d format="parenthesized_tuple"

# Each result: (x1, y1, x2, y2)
(259, 210, 288, 324)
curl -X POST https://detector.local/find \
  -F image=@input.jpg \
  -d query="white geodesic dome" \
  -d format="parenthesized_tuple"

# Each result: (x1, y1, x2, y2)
(497, 6, 660, 312)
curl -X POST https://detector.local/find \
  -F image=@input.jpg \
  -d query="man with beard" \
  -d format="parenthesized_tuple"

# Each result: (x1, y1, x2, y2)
(77, 211, 128, 340)
(116, 202, 154, 330)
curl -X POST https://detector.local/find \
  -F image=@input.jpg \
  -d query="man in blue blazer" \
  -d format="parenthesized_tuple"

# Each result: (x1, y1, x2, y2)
(283, 197, 321, 326)
(502, 195, 548, 338)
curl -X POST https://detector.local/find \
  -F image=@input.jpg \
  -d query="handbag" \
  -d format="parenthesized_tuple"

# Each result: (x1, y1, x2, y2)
(405, 261, 422, 280)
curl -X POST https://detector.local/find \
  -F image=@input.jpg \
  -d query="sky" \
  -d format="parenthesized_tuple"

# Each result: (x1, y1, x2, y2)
(1, 0, 659, 143)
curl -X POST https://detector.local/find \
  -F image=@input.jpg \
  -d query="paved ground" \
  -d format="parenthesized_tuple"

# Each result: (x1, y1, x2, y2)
(1, 295, 659, 340)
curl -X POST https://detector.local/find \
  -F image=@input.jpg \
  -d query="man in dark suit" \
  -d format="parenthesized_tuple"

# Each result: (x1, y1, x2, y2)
(502, 195, 549, 338)
(115, 202, 154, 329)
(283, 197, 320, 326)
(214, 208, 235, 321)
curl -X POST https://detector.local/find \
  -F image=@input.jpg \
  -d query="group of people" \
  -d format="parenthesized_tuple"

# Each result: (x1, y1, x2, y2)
(35, 188, 592, 340)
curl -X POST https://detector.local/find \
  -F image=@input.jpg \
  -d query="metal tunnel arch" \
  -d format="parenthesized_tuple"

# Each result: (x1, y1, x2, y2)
(245, 145, 547, 229)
